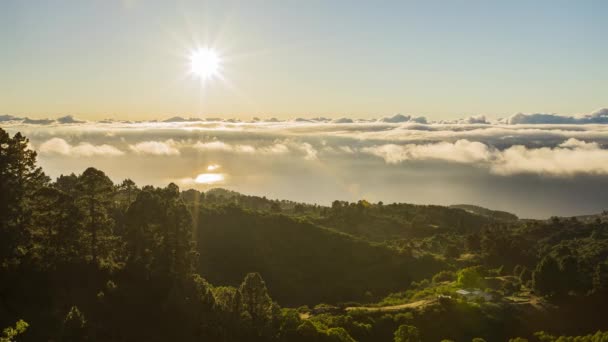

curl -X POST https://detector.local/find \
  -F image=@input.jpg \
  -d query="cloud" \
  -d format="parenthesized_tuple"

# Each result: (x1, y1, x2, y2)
(379, 114, 411, 123)
(492, 140, 608, 176)
(0, 115, 22, 122)
(39, 138, 124, 157)
(193, 141, 257, 153)
(23, 117, 55, 125)
(460, 115, 489, 124)
(332, 117, 354, 124)
(507, 108, 608, 124)
(293, 142, 318, 161)
(193, 141, 233, 152)
(56, 115, 85, 124)
(362, 140, 491, 164)
(259, 143, 289, 155)
(129, 140, 180, 156)
(363, 138, 608, 176)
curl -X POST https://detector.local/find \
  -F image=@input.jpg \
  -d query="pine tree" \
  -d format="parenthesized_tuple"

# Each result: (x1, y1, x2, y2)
(533, 256, 562, 296)
(0, 129, 48, 266)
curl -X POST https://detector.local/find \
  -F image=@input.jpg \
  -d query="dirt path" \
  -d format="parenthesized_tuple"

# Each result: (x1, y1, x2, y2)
(345, 298, 436, 313)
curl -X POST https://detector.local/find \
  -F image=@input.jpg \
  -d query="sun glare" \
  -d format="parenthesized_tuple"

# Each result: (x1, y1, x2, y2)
(195, 173, 224, 184)
(190, 47, 221, 81)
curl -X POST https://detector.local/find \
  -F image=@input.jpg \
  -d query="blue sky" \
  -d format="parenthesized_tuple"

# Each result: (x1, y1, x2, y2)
(1, 0, 606, 120)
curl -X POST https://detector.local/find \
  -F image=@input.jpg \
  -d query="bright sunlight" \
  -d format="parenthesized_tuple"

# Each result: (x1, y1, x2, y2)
(189, 47, 221, 81)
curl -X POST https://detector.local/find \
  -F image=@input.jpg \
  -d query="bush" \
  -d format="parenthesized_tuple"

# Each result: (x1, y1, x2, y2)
(433, 270, 456, 283)
(457, 266, 486, 288)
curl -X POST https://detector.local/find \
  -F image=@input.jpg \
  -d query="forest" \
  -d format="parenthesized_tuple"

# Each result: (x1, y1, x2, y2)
(2, 127, 608, 341)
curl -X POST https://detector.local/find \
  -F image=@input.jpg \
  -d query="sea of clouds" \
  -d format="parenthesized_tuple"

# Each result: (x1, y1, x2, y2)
(3, 108, 608, 218)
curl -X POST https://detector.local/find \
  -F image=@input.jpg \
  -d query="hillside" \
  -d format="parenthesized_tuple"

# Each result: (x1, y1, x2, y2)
(450, 204, 519, 221)
(195, 206, 446, 306)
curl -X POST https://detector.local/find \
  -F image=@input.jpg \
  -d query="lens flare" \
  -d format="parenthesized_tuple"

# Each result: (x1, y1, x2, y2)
(189, 47, 221, 81)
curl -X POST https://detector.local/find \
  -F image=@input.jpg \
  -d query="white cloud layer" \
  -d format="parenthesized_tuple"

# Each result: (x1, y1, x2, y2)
(363, 138, 608, 176)
(39, 138, 124, 157)
(6, 110, 608, 178)
(5, 114, 608, 218)
(129, 140, 180, 156)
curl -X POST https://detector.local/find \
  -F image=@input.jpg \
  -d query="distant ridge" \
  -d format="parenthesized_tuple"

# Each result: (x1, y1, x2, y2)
(450, 204, 518, 221)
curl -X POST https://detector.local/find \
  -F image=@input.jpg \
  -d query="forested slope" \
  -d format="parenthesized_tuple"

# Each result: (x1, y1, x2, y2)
(196, 206, 445, 305)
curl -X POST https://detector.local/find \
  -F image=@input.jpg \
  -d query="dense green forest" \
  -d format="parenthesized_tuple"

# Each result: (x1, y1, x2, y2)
(2, 127, 608, 341)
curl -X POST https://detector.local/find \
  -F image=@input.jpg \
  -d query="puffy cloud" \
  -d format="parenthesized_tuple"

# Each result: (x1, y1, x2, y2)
(363, 138, 608, 177)
(460, 115, 489, 124)
(0, 115, 21, 122)
(507, 108, 608, 124)
(377, 114, 428, 124)
(129, 140, 180, 156)
(379, 114, 411, 123)
(293, 142, 318, 161)
(332, 117, 354, 123)
(492, 141, 608, 176)
(362, 140, 491, 164)
(56, 115, 85, 124)
(39, 138, 124, 157)
(193, 141, 234, 152)
(193, 141, 257, 154)
(23, 117, 55, 125)
(259, 143, 289, 155)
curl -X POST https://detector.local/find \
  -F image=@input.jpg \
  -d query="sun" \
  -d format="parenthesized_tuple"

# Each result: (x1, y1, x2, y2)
(189, 47, 221, 81)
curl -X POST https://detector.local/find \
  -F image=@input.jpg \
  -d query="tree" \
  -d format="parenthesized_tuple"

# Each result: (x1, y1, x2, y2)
(77, 168, 115, 264)
(457, 266, 485, 288)
(327, 327, 356, 342)
(117, 178, 139, 208)
(270, 202, 282, 213)
(394, 324, 421, 342)
(533, 256, 562, 296)
(559, 255, 580, 294)
(239, 273, 277, 336)
(30, 186, 84, 265)
(465, 234, 481, 252)
(125, 184, 196, 278)
(0, 129, 48, 266)
(62, 306, 88, 341)
(593, 261, 608, 295)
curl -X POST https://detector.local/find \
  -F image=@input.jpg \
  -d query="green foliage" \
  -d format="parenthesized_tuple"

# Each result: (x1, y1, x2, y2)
(0, 320, 28, 342)
(196, 206, 445, 305)
(433, 270, 456, 283)
(0, 129, 49, 267)
(534, 330, 608, 341)
(533, 256, 562, 296)
(394, 324, 421, 342)
(457, 266, 485, 288)
(593, 261, 608, 295)
(326, 327, 356, 342)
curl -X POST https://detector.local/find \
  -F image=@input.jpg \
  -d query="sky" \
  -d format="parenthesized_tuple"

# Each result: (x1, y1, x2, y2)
(1, 0, 607, 121)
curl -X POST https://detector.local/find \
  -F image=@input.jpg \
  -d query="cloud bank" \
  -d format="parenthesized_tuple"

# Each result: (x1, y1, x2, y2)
(362, 138, 608, 176)
(39, 138, 124, 157)
(3, 108, 608, 218)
